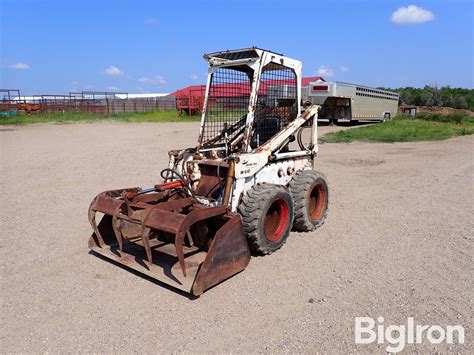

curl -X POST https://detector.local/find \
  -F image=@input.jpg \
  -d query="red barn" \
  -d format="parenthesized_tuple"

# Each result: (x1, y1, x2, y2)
(169, 76, 324, 116)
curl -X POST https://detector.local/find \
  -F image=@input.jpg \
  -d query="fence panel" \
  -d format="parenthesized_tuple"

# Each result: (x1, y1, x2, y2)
(2, 97, 177, 115)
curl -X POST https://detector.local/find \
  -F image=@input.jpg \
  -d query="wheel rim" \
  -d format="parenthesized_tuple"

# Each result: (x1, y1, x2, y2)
(308, 183, 327, 220)
(264, 198, 289, 242)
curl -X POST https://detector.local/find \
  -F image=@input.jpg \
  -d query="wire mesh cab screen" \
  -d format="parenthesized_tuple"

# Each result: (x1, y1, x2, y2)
(201, 67, 251, 146)
(252, 64, 297, 148)
(201, 62, 297, 150)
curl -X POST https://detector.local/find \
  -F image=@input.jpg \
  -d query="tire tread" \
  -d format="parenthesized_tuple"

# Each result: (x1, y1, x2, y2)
(239, 183, 293, 255)
(289, 170, 329, 232)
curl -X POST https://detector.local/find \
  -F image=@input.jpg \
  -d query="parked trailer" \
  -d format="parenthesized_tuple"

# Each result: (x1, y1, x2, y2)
(304, 81, 399, 124)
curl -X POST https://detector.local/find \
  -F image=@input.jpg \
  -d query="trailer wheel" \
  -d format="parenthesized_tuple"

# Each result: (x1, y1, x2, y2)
(383, 113, 391, 122)
(289, 170, 329, 232)
(239, 183, 294, 255)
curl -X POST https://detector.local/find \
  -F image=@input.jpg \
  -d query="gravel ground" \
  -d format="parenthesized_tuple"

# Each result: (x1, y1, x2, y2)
(1, 121, 472, 353)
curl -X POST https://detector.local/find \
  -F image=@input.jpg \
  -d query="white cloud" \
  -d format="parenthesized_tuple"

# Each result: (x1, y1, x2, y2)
(340, 65, 349, 73)
(107, 86, 120, 91)
(137, 75, 167, 86)
(190, 73, 199, 80)
(104, 65, 123, 76)
(145, 17, 158, 25)
(317, 65, 334, 77)
(391, 5, 435, 24)
(8, 62, 30, 70)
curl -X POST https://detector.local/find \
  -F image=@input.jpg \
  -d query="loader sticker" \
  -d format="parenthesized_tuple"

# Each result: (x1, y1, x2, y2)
(235, 154, 262, 178)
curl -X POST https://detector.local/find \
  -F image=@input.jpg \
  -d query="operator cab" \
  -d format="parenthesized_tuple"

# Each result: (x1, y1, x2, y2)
(198, 47, 302, 158)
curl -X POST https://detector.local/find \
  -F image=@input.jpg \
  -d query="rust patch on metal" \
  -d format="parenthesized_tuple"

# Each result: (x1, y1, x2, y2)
(88, 181, 247, 295)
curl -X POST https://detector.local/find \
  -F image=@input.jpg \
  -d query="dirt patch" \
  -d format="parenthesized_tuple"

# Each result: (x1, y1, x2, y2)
(0, 122, 472, 353)
(330, 158, 385, 166)
(400, 105, 474, 116)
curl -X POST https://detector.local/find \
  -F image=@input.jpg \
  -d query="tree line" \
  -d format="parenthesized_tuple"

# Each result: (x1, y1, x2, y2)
(377, 86, 474, 111)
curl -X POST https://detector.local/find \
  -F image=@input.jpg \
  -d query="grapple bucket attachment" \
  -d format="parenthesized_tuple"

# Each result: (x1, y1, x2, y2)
(88, 186, 250, 296)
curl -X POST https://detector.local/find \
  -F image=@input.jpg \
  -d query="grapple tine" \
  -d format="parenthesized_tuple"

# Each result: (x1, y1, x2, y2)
(175, 232, 187, 277)
(140, 226, 153, 264)
(173, 206, 228, 278)
(88, 203, 106, 247)
(111, 211, 124, 252)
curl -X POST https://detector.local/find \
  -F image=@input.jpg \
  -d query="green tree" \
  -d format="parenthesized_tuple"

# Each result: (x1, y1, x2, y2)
(378, 86, 474, 111)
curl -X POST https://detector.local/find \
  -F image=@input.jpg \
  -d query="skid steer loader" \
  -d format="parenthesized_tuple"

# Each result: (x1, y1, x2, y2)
(88, 48, 329, 295)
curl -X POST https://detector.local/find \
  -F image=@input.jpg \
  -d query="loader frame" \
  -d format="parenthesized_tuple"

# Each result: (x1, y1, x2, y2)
(170, 47, 320, 211)
(88, 48, 321, 296)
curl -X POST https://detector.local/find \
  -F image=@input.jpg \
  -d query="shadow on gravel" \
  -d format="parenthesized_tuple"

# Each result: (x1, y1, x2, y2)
(318, 120, 378, 127)
(89, 251, 200, 300)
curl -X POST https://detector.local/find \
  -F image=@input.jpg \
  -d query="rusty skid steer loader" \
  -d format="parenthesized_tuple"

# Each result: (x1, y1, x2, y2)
(88, 48, 329, 295)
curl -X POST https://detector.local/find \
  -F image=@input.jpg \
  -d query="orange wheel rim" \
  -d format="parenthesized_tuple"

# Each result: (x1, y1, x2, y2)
(264, 199, 289, 242)
(308, 183, 326, 220)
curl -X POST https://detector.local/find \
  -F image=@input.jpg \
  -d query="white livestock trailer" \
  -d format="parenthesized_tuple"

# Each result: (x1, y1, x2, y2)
(304, 80, 399, 124)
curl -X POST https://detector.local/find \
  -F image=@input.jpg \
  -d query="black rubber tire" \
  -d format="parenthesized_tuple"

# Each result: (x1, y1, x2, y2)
(289, 170, 329, 232)
(239, 183, 294, 255)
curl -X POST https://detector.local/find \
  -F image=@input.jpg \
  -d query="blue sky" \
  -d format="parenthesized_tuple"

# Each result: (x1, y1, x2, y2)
(1, 0, 473, 95)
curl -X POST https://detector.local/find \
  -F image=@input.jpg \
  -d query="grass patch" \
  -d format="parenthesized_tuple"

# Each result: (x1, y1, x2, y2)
(320, 114, 474, 143)
(0, 110, 199, 125)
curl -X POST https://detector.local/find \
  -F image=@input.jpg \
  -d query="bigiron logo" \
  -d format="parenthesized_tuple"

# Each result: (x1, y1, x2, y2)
(354, 317, 465, 353)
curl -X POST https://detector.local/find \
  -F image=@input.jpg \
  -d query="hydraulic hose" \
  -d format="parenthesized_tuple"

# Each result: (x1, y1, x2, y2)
(160, 168, 195, 197)
(297, 127, 306, 150)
